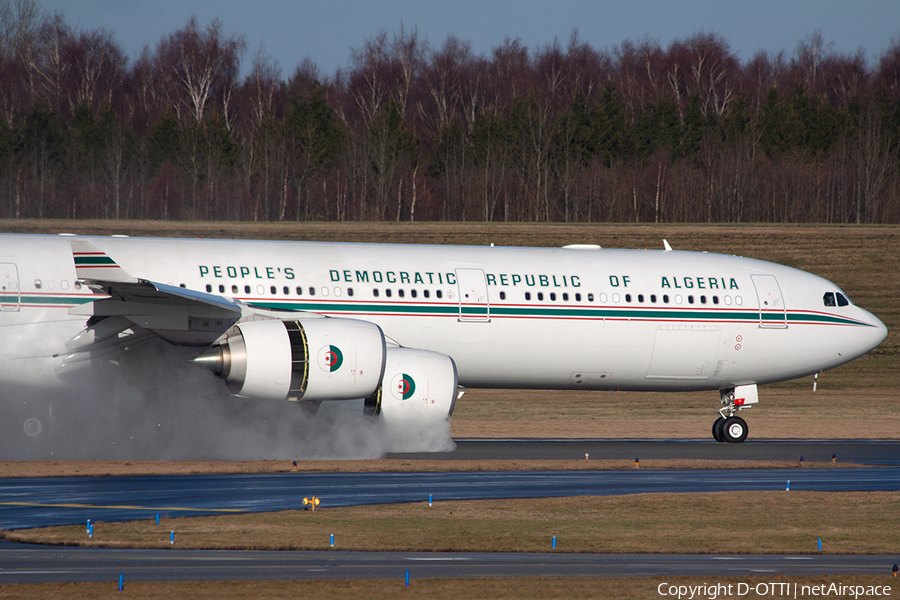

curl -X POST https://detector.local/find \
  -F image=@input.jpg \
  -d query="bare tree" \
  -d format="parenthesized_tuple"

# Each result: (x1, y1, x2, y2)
(853, 106, 891, 223)
(389, 23, 425, 121)
(62, 28, 125, 114)
(795, 29, 833, 92)
(155, 17, 245, 124)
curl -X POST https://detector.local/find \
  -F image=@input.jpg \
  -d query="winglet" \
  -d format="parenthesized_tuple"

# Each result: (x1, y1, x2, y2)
(71, 240, 139, 284)
(663, 239, 673, 252)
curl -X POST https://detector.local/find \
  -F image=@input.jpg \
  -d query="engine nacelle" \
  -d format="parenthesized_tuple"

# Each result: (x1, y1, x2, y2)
(364, 347, 458, 426)
(194, 318, 386, 402)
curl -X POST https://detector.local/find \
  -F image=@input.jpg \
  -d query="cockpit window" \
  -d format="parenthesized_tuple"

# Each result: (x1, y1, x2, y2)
(824, 291, 850, 307)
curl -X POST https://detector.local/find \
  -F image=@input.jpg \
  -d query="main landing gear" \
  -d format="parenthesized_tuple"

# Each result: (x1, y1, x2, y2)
(712, 387, 751, 443)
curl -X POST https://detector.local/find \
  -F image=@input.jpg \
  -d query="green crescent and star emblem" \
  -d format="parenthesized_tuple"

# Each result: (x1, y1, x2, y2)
(391, 373, 416, 400)
(321, 345, 343, 372)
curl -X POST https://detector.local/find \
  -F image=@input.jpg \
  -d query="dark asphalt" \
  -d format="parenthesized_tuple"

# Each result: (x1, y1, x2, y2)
(391, 439, 900, 465)
(0, 541, 896, 583)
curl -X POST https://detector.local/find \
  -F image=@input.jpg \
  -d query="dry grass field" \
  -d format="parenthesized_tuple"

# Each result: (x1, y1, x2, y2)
(2, 576, 897, 600)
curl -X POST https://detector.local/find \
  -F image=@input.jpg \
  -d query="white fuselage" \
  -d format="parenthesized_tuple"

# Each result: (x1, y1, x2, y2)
(0, 234, 886, 395)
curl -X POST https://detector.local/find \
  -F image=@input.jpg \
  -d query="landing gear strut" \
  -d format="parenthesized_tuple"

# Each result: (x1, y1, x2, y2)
(713, 387, 751, 443)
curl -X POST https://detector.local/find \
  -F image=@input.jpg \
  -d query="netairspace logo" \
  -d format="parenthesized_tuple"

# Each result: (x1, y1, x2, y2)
(657, 582, 893, 599)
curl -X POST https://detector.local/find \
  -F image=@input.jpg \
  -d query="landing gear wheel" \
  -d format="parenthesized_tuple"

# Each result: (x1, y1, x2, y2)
(712, 417, 725, 443)
(721, 416, 748, 443)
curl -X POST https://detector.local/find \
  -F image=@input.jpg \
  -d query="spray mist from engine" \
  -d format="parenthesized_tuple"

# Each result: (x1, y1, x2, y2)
(1, 339, 454, 461)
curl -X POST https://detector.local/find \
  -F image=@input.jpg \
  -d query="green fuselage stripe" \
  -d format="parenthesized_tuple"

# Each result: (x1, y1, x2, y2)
(245, 300, 866, 327)
(13, 295, 866, 327)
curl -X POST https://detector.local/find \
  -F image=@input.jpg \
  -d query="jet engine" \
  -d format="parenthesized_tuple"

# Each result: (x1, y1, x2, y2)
(364, 347, 458, 427)
(193, 318, 386, 402)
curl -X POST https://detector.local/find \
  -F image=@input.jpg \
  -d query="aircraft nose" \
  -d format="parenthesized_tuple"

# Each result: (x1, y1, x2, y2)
(860, 309, 888, 353)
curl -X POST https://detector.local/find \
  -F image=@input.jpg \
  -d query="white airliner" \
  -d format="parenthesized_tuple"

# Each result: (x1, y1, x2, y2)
(0, 233, 886, 446)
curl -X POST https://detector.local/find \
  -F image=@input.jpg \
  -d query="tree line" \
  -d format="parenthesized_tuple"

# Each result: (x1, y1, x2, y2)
(1, 0, 900, 223)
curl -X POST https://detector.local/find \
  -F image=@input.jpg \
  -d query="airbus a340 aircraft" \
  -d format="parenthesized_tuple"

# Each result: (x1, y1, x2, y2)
(0, 233, 886, 447)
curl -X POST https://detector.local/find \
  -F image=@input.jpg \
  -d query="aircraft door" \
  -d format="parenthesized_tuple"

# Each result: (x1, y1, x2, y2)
(0, 263, 19, 311)
(751, 274, 786, 328)
(455, 268, 490, 322)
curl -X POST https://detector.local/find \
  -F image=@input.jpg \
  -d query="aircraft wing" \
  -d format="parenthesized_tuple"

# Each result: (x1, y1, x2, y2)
(69, 240, 242, 346)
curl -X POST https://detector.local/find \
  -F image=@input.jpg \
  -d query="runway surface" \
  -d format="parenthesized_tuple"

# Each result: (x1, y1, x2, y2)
(1, 541, 896, 583)
(2, 439, 898, 583)
(392, 439, 900, 465)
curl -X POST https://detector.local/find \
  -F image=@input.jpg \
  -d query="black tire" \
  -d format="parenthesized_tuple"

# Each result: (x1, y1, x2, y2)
(721, 416, 748, 443)
(712, 417, 725, 442)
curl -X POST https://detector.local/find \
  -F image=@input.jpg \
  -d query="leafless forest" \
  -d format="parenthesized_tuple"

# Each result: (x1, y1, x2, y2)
(1, 0, 899, 223)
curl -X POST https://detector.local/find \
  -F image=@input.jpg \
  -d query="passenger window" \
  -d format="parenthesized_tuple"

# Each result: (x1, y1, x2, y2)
(687, 295, 694, 304)
(638, 294, 644, 303)
(436, 290, 443, 299)
(562, 293, 568, 301)
(218, 284, 225, 293)
(549, 293, 556, 301)
(823, 292, 836, 307)
(411, 289, 417, 298)
(206, 284, 212, 292)
(525, 292, 532, 301)
(700, 295, 707, 304)
(373, 289, 379, 297)
(836, 293, 849, 307)
(575, 293, 581, 301)
(537, 292, 544, 301)
(348, 288, 354, 297)
(270, 286, 277, 295)
(588, 293, 595, 302)
(232, 285, 238, 294)
(283, 286, 289, 295)
(625, 294, 632, 302)
(245, 285, 251, 294)
(650, 294, 657, 303)
(309, 287, 315, 296)
(663, 295, 669, 303)
(386, 289, 392, 297)
(424, 290, 430, 298)
(712, 296, 719, 305)
(398, 289, 404, 298)
(296, 286, 302, 295)
(500, 291, 506, 300)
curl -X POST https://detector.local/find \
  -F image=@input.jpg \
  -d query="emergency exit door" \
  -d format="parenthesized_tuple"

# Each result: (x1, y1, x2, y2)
(456, 268, 490, 322)
(751, 274, 786, 328)
(0, 263, 19, 311)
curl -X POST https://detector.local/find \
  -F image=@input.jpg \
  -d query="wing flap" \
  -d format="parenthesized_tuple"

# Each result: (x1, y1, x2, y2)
(69, 240, 242, 345)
